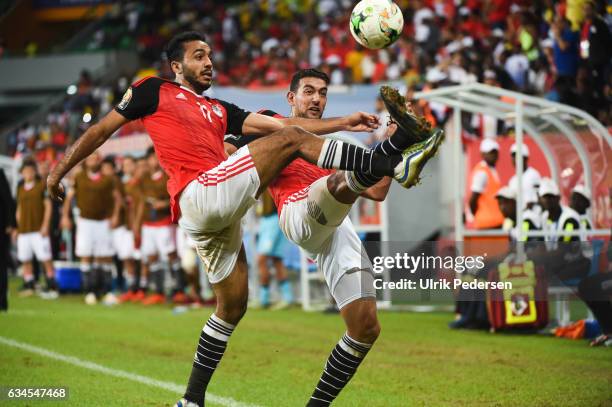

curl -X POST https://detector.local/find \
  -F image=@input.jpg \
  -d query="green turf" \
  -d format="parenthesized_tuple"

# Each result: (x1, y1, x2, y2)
(1, 278, 610, 407)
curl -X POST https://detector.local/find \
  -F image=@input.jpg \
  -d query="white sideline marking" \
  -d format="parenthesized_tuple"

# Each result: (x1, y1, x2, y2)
(0, 336, 261, 407)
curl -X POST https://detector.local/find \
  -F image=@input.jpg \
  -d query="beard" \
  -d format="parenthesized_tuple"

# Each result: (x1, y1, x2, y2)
(183, 66, 211, 94)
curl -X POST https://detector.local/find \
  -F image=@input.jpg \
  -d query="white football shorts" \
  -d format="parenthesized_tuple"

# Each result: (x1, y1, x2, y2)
(178, 146, 260, 284)
(279, 176, 376, 309)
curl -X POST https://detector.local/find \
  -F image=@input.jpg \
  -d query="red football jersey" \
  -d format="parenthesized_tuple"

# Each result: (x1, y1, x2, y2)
(225, 110, 332, 212)
(114, 76, 250, 222)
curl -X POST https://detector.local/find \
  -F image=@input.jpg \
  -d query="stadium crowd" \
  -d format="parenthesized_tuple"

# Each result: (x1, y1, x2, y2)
(5, 0, 611, 159)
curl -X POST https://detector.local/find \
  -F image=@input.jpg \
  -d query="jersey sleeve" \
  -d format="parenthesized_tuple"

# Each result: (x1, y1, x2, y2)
(114, 76, 162, 121)
(218, 99, 251, 136)
(470, 170, 488, 193)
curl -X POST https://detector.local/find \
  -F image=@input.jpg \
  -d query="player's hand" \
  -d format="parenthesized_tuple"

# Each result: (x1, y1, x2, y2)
(60, 216, 72, 231)
(110, 215, 119, 229)
(47, 177, 65, 202)
(344, 111, 380, 132)
(39, 225, 49, 237)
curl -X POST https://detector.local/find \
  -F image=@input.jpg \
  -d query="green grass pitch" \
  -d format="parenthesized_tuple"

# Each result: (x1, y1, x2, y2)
(1, 278, 611, 407)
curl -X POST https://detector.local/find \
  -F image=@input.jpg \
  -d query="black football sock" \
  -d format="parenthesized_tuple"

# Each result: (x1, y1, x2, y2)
(184, 314, 236, 407)
(150, 262, 165, 295)
(374, 126, 414, 156)
(317, 139, 400, 177)
(307, 333, 372, 407)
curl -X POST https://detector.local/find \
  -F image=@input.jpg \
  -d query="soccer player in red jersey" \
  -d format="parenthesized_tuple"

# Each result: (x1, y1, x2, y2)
(226, 68, 442, 406)
(47, 32, 440, 407)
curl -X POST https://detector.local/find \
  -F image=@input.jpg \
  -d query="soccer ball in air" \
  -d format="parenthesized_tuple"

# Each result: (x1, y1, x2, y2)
(349, 0, 404, 49)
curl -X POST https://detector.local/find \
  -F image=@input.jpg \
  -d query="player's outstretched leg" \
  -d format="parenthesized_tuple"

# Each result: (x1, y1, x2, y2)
(247, 125, 443, 195)
(246, 125, 399, 193)
(179, 247, 249, 407)
(307, 298, 380, 406)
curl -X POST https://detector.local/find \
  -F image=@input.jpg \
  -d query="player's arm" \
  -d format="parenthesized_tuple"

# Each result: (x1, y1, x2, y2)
(14, 196, 20, 241)
(360, 177, 391, 202)
(132, 186, 145, 244)
(48, 78, 160, 201)
(469, 170, 487, 215)
(47, 110, 128, 201)
(60, 187, 75, 231)
(40, 197, 52, 237)
(242, 111, 379, 136)
(469, 192, 480, 215)
(110, 180, 122, 228)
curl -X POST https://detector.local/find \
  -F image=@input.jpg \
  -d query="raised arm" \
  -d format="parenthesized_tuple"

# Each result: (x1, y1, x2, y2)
(241, 111, 379, 136)
(47, 110, 128, 201)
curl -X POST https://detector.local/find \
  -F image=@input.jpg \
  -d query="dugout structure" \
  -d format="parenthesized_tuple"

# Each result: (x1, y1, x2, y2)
(415, 83, 611, 323)
(414, 82, 611, 240)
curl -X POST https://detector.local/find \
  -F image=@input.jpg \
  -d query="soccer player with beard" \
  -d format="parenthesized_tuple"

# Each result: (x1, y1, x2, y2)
(225, 68, 443, 406)
(47, 31, 439, 407)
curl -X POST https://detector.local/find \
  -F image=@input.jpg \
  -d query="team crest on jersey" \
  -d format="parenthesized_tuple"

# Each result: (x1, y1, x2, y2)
(211, 103, 223, 118)
(117, 87, 132, 110)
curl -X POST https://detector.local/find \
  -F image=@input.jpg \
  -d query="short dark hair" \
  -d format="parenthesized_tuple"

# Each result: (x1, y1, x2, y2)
(102, 156, 115, 166)
(20, 158, 36, 172)
(289, 69, 330, 92)
(146, 146, 156, 157)
(165, 31, 207, 63)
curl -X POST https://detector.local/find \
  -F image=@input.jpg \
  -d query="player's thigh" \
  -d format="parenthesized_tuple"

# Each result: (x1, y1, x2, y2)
(92, 220, 115, 258)
(32, 233, 52, 262)
(17, 233, 34, 262)
(307, 175, 352, 227)
(190, 219, 244, 285)
(178, 146, 259, 235)
(317, 218, 376, 310)
(279, 196, 335, 254)
(75, 217, 95, 258)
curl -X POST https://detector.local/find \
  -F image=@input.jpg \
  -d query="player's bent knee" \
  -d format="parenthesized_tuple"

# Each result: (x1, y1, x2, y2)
(357, 311, 381, 343)
(216, 298, 248, 325)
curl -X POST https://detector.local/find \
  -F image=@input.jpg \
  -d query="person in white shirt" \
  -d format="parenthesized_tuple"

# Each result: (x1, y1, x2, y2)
(508, 142, 541, 210)
(539, 178, 584, 245)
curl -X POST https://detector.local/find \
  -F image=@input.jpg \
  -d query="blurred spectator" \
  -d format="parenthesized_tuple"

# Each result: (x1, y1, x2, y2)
(570, 184, 593, 230)
(508, 143, 541, 209)
(552, 16, 581, 80)
(540, 178, 584, 242)
(469, 139, 505, 229)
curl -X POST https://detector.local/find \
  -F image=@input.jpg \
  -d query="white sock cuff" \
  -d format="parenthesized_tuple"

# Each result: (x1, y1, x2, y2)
(317, 139, 343, 169)
(210, 313, 236, 330)
(338, 333, 371, 358)
(344, 171, 367, 193)
(203, 314, 236, 342)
